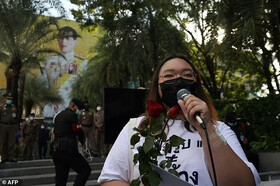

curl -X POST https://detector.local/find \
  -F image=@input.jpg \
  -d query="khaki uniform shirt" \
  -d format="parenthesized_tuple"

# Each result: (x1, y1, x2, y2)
(94, 111, 104, 128)
(21, 120, 39, 137)
(80, 109, 95, 127)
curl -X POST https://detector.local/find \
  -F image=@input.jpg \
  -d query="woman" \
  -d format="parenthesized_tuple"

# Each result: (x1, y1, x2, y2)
(98, 54, 261, 186)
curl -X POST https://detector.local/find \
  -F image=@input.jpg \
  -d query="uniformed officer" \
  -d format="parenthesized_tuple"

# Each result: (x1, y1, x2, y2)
(21, 113, 40, 160)
(53, 98, 91, 186)
(94, 104, 105, 157)
(42, 26, 88, 118)
(80, 101, 97, 156)
(0, 93, 18, 163)
(38, 123, 49, 159)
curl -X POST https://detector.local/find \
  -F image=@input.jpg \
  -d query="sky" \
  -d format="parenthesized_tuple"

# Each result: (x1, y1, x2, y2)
(47, 0, 77, 20)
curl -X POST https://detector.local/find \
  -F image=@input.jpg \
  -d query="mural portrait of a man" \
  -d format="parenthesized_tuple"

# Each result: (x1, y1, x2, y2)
(42, 26, 88, 117)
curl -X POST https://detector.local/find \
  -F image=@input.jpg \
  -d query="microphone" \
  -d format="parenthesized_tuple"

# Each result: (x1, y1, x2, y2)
(177, 89, 206, 129)
(177, 89, 218, 186)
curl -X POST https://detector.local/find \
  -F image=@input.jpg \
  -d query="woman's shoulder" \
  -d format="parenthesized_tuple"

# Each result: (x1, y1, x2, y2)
(215, 120, 237, 138)
(215, 120, 230, 130)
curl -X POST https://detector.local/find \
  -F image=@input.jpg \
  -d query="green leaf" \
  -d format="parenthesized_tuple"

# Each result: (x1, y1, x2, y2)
(160, 132, 167, 142)
(140, 127, 150, 137)
(159, 160, 167, 168)
(142, 174, 149, 186)
(164, 142, 171, 155)
(133, 153, 140, 165)
(130, 178, 141, 186)
(166, 160, 172, 168)
(143, 136, 155, 153)
(150, 117, 163, 135)
(133, 127, 141, 133)
(169, 135, 185, 147)
(131, 133, 140, 146)
(150, 149, 162, 159)
(139, 162, 151, 175)
(148, 170, 161, 186)
(159, 160, 172, 169)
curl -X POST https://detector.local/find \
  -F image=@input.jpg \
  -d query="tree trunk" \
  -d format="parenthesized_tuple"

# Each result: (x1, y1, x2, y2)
(205, 54, 220, 99)
(25, 100, 34, 117)
(5, 56, 22, 125)
(18, 73, 26, 119)
(262, 49, 275, 95)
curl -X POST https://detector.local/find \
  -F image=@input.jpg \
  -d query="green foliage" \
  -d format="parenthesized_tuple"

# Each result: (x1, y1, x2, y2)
(215, 94, 280, 151)
(23, 73, 62, 116)
(131, 124, 185, 186)
(250, 136, 280, 151)
(217, 0, 280, 94)
(70, 0, 189, 104)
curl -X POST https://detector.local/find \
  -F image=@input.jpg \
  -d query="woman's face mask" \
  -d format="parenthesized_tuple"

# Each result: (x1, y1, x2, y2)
(97, 107, 101, 111)
(159, 77, 198, 108)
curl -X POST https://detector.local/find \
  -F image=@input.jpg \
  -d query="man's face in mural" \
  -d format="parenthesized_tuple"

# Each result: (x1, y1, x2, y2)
(58, 36, 77, 54)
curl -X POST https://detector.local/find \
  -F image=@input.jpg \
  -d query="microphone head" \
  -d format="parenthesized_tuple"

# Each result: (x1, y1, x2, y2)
(177, 89, 191, 100)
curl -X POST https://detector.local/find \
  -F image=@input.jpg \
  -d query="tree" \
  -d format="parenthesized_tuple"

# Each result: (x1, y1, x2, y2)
(0, 0, 65, 122)
(23, 73, 62, 116)
(169, 0, 263, 99)
(70, 0, 189, 102)
(217, 0, 280, 95)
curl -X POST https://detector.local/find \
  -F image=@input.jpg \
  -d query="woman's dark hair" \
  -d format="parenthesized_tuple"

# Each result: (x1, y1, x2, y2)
(139, 53, 218, 131)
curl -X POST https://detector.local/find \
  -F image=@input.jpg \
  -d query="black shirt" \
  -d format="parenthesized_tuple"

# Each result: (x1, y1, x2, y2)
(54, 108, 78, 140)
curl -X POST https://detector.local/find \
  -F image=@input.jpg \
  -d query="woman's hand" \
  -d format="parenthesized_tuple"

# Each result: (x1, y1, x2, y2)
(178, 95, 212, 133)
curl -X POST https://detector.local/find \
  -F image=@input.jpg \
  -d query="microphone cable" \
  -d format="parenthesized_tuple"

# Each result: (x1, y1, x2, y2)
(200, 122, 218, 186)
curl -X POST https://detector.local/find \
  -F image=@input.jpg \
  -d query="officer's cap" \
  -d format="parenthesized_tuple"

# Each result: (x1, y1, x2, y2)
(58, 26, 79, 39)
(72, 98, 84, 109)
(30, 113, 35, 116)
(3, 92, 13, 99)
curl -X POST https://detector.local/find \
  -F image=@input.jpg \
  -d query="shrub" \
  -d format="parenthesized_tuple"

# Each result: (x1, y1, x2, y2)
(214, 94, 280, 151)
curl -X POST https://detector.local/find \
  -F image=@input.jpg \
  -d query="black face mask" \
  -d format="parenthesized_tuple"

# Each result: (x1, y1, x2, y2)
(159, 77, 198, 108)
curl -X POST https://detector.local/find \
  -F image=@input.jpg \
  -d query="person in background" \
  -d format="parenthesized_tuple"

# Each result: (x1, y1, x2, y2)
(79, 100, 97, 157)
(38, 123, 49, 159)
(53, 98, 91, 186)
(21, 113, 39, 160)
(98, 54, 260, 186)
(94, 104, 104, 157)
(14, 123, 22, 159)
(0, 93, 18, 163)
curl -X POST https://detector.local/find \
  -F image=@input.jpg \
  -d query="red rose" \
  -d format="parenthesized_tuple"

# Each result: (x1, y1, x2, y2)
(147, 100, 164, 118)
(167, 105, 180, 118)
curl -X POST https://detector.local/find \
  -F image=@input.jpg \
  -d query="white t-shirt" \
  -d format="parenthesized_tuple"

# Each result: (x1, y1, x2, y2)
(98, 116, 261, 186)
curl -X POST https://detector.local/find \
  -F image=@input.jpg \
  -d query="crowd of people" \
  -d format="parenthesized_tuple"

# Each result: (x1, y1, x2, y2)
(0, 94, 105, 164)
